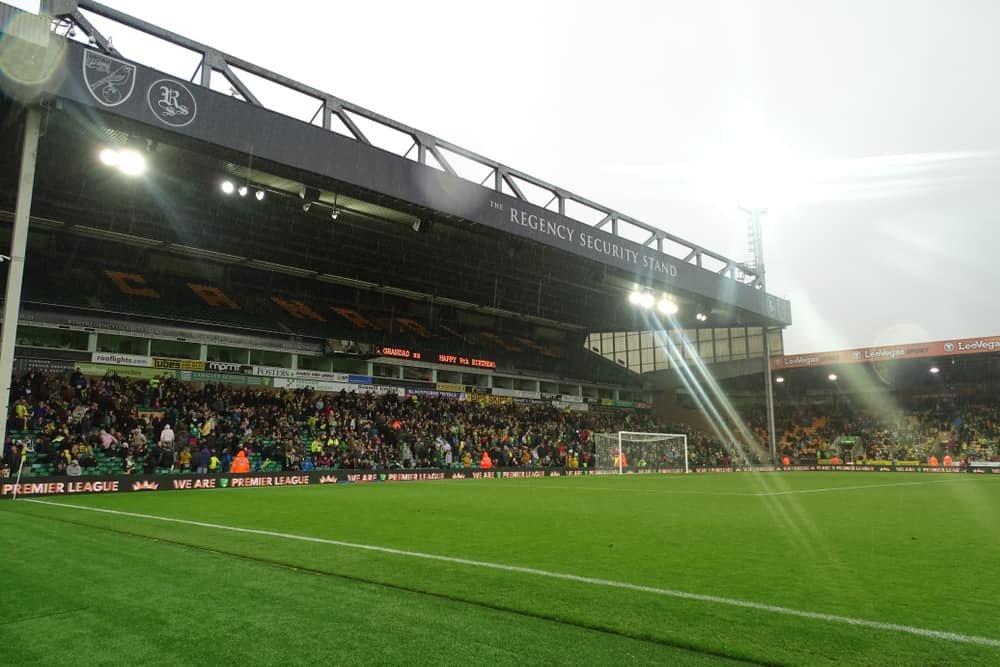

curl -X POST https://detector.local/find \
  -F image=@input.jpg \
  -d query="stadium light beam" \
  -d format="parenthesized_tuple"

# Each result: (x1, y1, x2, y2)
(657, 297, 679, 315)
(115, 149, 146, 176)
(99, 147, 145, 176)
(98, 147, 118, 167)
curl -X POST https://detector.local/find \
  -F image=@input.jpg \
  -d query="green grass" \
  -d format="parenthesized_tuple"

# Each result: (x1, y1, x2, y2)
(3, 472, 1000, 665)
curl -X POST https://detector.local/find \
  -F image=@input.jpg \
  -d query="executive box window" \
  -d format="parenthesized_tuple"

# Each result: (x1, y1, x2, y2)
(250, 349, 292, 369)
(16, 325, 88, 351)
(297, 356, 333, 372)
(149, 339, 199, 360)
(206, 345, 250, 364)
(97, 333, 149, 356)
(372, 363, 399, 379)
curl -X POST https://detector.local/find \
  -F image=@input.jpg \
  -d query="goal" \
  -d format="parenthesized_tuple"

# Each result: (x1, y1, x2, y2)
(594, 431, 689, 474)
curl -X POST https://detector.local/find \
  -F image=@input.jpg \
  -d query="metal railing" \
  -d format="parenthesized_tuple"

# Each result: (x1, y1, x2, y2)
(46, 0, 764, 291)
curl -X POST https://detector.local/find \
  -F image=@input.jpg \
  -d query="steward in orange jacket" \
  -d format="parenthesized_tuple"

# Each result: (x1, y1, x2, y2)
(480, 451, 493, 469)
(230, 449, 251, 473)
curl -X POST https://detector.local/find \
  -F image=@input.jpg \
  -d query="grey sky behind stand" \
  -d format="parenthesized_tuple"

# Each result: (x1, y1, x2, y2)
(75, 0, 999, 353)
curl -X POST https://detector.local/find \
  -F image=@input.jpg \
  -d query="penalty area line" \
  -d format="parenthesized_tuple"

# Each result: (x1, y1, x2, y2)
(21, 498, 1000, 650)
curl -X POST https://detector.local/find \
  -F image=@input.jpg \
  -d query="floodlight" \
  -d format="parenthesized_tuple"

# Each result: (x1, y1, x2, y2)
(302, 202, 312, 212)
(116, 149, 146, 176)
(637, 292, 655, 309)
(929, 366, 940, 374)
(775, 376, 784, 384)
(628, 291, 642, 305)
(220, 181, 235, 195)
(657, 298, 678, 315)
(331, 208, 340, 220)
(98, 147, 118, 167)
(828, 373, 838, 381)
(255, 189, 265, 201)
(412, 219, 422, 232)
(237, 185, 248, 197)
(696, 312, 707, 322)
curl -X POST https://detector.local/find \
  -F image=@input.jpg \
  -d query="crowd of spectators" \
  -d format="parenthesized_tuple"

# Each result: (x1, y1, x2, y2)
(743, 397, 1000, 463)
(1, 369, 693, 477)
(3, 369, 997, 478)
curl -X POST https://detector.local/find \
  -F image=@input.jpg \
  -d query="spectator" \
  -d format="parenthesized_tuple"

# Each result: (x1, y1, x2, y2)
(196, 446, 211, 474)
(4, 441, 23, 477)
(98, 429, 118, 451)
(230, 448, 250, 473)
(176, 447, 192, 472)
(159, 423, 175, 448)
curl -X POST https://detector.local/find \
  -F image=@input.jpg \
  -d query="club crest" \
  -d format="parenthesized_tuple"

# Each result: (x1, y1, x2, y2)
(147, 78, 197, 127)
(83, 49, 136, 107)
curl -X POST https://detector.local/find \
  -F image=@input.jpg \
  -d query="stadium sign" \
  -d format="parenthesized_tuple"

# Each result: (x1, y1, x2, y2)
(5, 464, 991, 499)
(92, 351, 152, 367)
(35, 42, 791, 326)
(292, 369, 353, 383)
(180, 371, 272, 386)
(271, 377, 401, 395)
(552, 400, 589, 411)
(375, 345, 497, 370)
(272, 378, 352, 392)
(507, 206, 677, 278)
(251, 365, 293, 378)
(77, 363, 168, 380)
(492, 387, 542, 400)
(13, 357, 77, 373)
(404, 388, 463, 399)
(153, 358, 206, 371)
(772, 333, 1000, 370)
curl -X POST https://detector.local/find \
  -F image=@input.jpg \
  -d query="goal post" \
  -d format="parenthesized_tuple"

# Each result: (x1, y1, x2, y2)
(594, 431, 689, 474)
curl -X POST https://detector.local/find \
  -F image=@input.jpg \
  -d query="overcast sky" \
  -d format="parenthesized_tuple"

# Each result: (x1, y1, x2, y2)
(81, 0, 999, 353)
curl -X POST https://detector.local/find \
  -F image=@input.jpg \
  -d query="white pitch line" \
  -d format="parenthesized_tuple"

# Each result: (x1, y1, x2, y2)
(755, 479, 960, 496)
(547, 486, 758, 497)
(20, 498, 1000, 650)
(535, 478, 962, 498)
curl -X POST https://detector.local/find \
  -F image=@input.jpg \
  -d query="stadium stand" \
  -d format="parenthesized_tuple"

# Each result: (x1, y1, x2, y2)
(6, 367, 995, 480)
(10, 234, 634, 384)
(2, 369, 691, 477)
(740, 400, 999, 464)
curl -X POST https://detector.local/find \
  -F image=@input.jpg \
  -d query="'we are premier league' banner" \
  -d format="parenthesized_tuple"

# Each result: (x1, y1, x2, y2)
(3, 464, 993, 499)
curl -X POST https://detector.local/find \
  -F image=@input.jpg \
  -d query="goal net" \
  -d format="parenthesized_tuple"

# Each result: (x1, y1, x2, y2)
(594, 432, 689, 474)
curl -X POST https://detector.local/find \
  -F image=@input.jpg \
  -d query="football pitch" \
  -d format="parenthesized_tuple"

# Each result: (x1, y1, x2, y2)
(2, 472, 999, 665)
